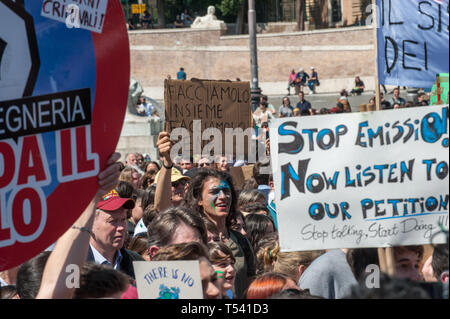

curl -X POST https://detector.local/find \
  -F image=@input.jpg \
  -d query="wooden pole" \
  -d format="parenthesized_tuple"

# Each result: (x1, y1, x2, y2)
(373, 0, 396, 278)
(385, 247, 396, 277)
(378, 247, 396, 277)
(377, 248, 387, 273)
(373, 0, 387, 274)
(372, 0, 381, 111)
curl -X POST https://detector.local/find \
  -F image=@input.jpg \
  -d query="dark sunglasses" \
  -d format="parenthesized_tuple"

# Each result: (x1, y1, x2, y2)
(172, 180, 187, 188)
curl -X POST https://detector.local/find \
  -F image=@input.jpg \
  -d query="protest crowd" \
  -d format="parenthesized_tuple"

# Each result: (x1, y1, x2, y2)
(1, 0, 449, 305)
(1, 84, 448, 300)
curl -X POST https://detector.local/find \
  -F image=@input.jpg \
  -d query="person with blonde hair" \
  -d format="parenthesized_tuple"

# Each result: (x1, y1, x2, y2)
(254, 233, 280, 276)
(119, 167, 141, 190)
(273, 250, 325, 283)
(215, 155, 230, 172)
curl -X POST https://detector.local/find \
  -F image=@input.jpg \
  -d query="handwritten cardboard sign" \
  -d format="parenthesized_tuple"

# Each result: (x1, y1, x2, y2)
(270, 105, 449, 251)
(134, 261, 203, 299)
(164, 79, 252, 158)
(377, 0, 449, 88)
(230, 165, 254, 190)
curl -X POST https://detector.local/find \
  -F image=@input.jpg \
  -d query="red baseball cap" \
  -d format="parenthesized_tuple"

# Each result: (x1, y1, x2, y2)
(96, 189, 135, 211)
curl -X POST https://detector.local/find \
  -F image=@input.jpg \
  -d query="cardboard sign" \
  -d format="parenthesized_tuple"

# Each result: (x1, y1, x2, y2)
(164, 79, 252, 158)
(0, 0, 129, 271)
(134, 261, 203, 299)
(229, 164, 254, 190)
(270, 105, 449, 252)
(377, 0, 449, 88)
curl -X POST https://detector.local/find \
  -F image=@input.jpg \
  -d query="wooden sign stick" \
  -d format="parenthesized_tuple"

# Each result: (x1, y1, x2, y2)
(377, 248, 387, 273)
(372, 0, 382, 111)
(385, 247, 396, 277)
(378, 247, 396, 277)
(372, 0, 396, 278)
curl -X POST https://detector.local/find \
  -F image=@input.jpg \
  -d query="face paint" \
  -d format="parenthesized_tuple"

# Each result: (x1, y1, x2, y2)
(219, 180, 230, 189)
(204, 179, 233, 217)
(210, 181, 231, 199)
(209, 181, 232, 212)
(216, 270, 225, 279)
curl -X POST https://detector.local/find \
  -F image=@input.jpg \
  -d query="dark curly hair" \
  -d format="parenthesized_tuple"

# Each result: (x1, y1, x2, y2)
(183, 168, 238, 230)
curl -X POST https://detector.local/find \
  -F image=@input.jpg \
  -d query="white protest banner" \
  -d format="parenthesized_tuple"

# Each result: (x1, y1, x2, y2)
(270, 105, 449, 252)
(133, 261, 203, 299)
(41, 0, 108, 33)
(376, 0, 449, 88)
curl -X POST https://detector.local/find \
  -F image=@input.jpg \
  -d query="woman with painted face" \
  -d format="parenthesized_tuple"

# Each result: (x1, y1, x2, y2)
(184, 169, 256, 299)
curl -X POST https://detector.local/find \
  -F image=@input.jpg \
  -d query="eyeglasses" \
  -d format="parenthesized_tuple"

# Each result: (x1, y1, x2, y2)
(199, 163, 211, 167)
(172, 180, 187, 188)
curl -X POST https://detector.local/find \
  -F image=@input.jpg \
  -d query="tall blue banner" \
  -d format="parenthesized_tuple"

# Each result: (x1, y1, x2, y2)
(377, 0, 449, 88)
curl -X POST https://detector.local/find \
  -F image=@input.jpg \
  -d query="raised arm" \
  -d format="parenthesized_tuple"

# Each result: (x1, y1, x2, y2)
(36, 153, 122, 299)
(153, 132, 174, 213)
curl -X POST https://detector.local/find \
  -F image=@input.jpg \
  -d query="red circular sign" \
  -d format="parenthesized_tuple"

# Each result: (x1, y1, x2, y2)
(0, 0, 130, 271)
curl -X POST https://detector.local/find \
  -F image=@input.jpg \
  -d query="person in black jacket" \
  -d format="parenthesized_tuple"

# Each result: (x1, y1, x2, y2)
(87, 188, 144, 279)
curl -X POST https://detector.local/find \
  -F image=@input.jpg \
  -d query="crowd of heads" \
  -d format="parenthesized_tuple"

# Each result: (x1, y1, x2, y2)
(252, 82, 434, 143)
(112, 146, 447, 299)
(0, 84, 447, 300)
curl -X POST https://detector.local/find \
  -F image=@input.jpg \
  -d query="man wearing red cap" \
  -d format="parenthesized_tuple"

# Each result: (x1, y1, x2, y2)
(87, 189, 144, 279)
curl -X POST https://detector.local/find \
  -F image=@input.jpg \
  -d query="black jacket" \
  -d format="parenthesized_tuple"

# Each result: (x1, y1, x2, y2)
(86, 246, 145, 279)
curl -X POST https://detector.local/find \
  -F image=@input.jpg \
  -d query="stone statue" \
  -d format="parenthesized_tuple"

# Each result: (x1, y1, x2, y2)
(191, 6, 227, 30)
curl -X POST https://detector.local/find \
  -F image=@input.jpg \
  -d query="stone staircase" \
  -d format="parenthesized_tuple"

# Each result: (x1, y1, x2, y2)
(115, 105, 164, 162)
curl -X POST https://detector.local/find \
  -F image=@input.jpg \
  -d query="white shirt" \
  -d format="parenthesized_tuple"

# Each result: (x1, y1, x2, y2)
(133, 218, 147, 236)
(252, 110, 274, 127)
(0, 277, 8, 287)
(89, 244, 123, 271)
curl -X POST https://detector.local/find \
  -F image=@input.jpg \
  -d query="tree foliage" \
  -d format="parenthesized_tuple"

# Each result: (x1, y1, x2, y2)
(158, 0, 271, 26)
(217, 0, 244, 17)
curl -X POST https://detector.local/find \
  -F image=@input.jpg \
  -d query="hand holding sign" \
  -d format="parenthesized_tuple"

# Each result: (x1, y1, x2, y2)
(96, 152, 122, 198)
